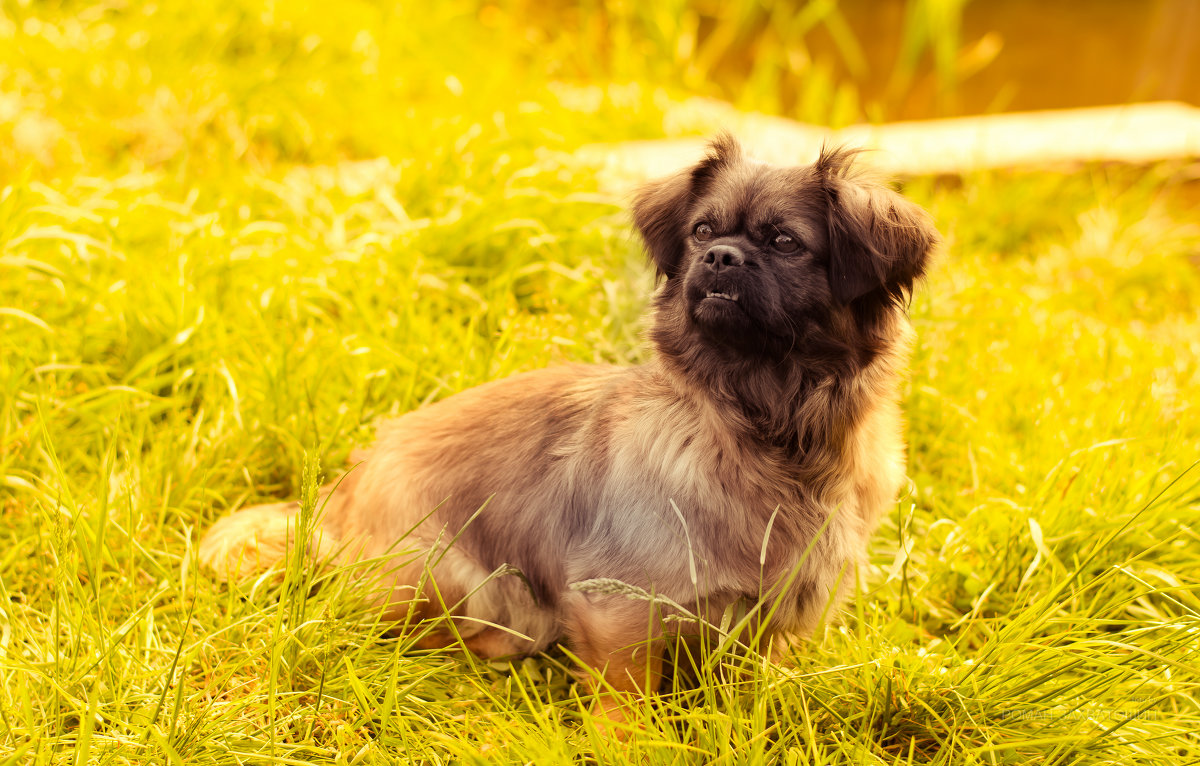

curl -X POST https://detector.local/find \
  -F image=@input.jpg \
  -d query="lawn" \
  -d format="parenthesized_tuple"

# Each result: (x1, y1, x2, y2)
(1, 1, 1198, 764)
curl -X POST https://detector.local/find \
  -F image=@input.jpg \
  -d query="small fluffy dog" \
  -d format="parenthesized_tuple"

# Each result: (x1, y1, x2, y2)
(200, 136, 938, 722)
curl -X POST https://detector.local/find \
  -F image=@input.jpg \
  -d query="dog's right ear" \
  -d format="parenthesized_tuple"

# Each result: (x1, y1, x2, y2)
(634, 135, 742, 280)
(632, 169, 693, 280)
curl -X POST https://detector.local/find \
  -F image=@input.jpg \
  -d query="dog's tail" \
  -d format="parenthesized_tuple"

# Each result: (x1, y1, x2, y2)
(198, 501, 332, 581)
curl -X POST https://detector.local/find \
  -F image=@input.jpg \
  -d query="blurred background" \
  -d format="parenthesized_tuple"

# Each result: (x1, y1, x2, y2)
(4, 0, 1198, 177)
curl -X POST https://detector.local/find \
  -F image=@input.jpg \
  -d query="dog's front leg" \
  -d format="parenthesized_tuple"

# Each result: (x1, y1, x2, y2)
(563, 592, 665, 736)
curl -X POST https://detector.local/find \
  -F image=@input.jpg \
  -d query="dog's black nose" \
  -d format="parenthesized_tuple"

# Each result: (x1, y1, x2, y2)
(703, 245, 745, 272)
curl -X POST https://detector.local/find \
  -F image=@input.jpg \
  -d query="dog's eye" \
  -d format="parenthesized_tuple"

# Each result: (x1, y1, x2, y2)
(694, 223, 714, 241)
(772, 233, 800, 253)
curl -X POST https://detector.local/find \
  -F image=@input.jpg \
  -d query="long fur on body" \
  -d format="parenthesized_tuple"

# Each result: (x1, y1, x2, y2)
(199, 136, 939, 717)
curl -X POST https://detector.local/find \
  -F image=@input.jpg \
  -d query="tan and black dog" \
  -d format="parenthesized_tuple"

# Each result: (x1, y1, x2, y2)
(200, 136, 939, 725)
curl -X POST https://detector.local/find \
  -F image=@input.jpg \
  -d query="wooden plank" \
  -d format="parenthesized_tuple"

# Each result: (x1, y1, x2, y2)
(579, 101, 1200, 186)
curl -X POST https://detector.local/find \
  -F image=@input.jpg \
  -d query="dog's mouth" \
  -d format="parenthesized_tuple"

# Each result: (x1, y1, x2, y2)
(704, 291, 739, 302)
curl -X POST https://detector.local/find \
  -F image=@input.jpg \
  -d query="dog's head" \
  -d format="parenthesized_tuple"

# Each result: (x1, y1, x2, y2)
(635, 136, 938, 361)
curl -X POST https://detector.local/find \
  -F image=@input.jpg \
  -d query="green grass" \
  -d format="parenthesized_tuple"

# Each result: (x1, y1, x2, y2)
(2, 1, 1199, 763)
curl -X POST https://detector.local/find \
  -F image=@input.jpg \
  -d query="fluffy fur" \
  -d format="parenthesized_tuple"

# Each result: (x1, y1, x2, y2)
(199, 135, 939, 720)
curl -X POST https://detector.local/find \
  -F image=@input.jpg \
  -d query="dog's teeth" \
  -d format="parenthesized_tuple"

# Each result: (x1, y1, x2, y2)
(706, 291, 737, 301)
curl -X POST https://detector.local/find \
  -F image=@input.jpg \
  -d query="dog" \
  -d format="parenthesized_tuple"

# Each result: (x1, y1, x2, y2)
(199, 135, 938, 726)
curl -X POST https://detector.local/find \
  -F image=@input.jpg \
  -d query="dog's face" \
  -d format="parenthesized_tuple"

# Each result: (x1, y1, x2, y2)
(635, 136, 938, 359)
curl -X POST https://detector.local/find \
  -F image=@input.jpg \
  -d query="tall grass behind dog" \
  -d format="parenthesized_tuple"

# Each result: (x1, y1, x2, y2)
(200, 136, 939, 728)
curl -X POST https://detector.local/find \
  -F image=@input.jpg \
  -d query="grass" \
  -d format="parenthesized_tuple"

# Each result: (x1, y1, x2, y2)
(2, 0, 1199, 763)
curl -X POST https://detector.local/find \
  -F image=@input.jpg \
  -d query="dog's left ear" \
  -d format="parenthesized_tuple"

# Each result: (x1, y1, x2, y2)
(634, 135, 743, 279)
(819, 149, 939, 306)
